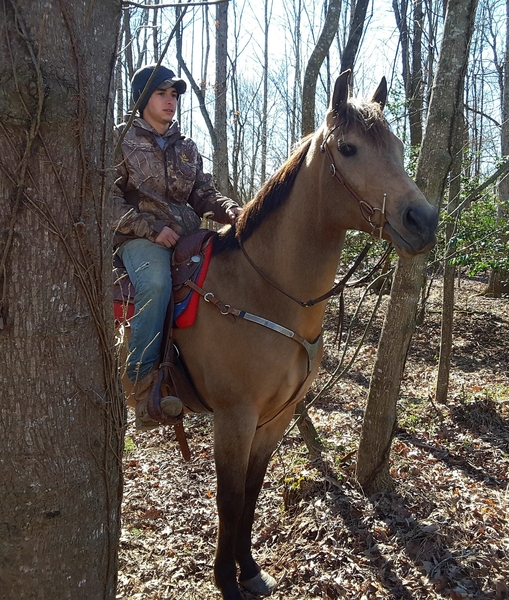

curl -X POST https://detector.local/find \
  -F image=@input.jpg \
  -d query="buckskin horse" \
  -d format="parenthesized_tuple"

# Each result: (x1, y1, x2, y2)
(127, 71, 438, 599)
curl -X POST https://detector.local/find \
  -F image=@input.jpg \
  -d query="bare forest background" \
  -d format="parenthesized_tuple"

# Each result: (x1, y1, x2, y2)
(1, 0, 508, 598)
(116, 0, 508, 299)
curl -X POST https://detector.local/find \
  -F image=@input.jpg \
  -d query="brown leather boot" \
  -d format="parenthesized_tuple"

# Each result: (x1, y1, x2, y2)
(132, 369, 159, 431)
(133, 369, 183, 431)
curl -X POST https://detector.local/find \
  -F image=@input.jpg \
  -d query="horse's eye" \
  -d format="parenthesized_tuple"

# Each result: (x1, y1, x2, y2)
(338, 140, 357, 157)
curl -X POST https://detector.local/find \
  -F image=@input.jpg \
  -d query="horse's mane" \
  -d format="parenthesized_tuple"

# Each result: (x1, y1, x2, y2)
(213, 97, 389, 255)
(213, 135, 312, 254)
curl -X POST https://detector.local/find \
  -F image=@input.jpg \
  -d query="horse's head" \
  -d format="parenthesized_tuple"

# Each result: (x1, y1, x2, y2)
(320, 70, 438, 257)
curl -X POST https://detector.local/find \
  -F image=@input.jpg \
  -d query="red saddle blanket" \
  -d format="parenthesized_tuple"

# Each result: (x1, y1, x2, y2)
(113, 230, 215, 329)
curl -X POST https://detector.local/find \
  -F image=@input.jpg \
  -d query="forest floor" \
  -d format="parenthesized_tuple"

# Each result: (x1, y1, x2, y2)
(116, 276, 509, 600)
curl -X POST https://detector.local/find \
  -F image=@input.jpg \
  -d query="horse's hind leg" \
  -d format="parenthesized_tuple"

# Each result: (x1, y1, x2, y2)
(213, 408, 258, 600)
(236, 406, 296, 594)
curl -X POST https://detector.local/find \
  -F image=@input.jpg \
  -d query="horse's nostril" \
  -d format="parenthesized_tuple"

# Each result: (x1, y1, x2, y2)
(403, 208, 420, 234)
(402, 205, 438, 236)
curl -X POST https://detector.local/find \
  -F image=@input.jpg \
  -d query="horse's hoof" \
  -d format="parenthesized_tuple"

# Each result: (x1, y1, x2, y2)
(239, 570, 277, 595)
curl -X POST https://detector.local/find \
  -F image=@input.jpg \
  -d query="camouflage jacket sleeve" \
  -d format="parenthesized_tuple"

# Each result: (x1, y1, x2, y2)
(112, 127, 166, 243)
(187, 150, 240, 224)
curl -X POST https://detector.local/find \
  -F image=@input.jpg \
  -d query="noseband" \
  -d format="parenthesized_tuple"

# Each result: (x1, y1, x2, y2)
(320, 123, 386, 238)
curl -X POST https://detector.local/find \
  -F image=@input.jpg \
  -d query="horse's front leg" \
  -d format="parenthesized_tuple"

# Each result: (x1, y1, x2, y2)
(235, 406, 295, 595)
(213, 408, 257, 600)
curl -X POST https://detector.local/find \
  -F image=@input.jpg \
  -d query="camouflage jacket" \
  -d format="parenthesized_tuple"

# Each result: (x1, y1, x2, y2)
(113, 117, 238, 247)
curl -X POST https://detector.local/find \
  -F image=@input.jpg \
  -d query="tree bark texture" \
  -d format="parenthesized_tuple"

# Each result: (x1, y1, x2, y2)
(356, 0, 479, 494)
(0, 1, 123, 598)
(301, 0, 341, 136)
(435, 110, 464, 404)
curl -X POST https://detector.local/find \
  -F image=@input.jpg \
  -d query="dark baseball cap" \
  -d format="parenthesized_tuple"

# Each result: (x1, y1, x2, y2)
(131, 64, 187, 113)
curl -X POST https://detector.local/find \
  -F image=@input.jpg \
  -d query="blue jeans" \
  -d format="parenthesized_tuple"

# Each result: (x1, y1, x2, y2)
(117, 238, 173, 382)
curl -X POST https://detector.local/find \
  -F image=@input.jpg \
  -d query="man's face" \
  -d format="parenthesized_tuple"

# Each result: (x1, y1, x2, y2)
(142, 87, 178, 133)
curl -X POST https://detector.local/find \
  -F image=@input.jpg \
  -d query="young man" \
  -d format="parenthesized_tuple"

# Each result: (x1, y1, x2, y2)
(113, 64, 241, 430)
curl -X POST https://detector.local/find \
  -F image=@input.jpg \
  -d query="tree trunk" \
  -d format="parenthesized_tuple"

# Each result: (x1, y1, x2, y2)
(295, 392, 324, 458)
(214, 0, 231, 196)
(409, 0, 424, 147)
(436, 109, 464, 404)
(0, 1, 123, 598)
(356, 0, 479, 494)
(485, 0, 509, 298)
(393, 0, 425, 147)
(260, 0, 270, 185)
(301, 0, 342, 136)
(340, 0, 370, 74)
(290, 0, 302, 148)
(484, 269, 509, 297)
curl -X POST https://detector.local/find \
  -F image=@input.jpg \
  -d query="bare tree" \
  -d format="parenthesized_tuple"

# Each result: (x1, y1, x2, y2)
(340, 0, 370, 74)
(0, 1, 123, 598)
(260, 0, 271, 184)
(435, 109, 465, 404)
(214, 0, 232, 196)
(484, 0, 509, 297)
(356, 0, 479, 494)
(301, 0, 342, 136)
(393, 0, 425, 147)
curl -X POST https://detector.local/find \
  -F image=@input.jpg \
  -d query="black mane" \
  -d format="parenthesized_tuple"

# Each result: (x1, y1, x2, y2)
(213, 137, 312, 255)
(213, 97, 389, 256)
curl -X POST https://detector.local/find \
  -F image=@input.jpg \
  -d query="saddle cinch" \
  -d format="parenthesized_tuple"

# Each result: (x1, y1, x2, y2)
(113, 229, 216, 460)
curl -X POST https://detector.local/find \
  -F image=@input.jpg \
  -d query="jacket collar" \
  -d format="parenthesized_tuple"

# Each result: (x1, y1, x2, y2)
(132, 117, 182, 145)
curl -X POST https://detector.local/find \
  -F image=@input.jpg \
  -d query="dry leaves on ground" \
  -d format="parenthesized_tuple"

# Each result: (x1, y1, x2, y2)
(117, 277, 509, 600)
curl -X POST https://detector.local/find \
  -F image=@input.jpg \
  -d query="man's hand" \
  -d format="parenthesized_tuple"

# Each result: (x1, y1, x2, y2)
(226, 206, 242, 224)
(155, 226, 180, 248)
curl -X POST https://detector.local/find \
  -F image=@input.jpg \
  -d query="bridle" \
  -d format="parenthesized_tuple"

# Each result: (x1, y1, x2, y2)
(238, 123, 392, 308)
(320, 122, 387, 239)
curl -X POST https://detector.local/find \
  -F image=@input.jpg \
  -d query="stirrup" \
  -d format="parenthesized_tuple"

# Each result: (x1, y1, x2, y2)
(161, 395, 183, 418)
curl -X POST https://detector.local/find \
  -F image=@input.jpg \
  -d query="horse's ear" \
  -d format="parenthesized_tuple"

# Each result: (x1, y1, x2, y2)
(330, 69, 351, 112)
(371, 76, 388, 110)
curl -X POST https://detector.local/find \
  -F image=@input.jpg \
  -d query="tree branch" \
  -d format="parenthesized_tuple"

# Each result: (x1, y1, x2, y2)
(451, 155, 509, 216)
(122, 0, 229, 8)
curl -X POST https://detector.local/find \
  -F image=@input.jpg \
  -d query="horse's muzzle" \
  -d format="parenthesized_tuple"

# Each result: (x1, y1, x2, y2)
(387, 203, 439, 256)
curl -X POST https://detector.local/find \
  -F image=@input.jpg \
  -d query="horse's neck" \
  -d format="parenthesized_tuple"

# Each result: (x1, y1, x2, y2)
(242, 164, 347, 333)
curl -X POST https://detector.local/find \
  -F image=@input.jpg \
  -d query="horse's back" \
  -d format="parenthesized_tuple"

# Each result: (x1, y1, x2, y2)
(173, 253, 316, 416)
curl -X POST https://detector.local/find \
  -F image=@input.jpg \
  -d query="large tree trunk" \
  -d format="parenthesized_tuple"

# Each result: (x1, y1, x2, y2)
(0, 1, 123, 598)
(356, 0, 479, 494)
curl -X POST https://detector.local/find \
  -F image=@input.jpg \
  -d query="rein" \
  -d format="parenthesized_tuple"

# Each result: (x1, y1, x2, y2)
(237, 123, 392, 309)
(239, 238, 374, 307)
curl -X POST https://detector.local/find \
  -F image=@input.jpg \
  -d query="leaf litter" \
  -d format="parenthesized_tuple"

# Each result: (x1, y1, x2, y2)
(118, 277, 508, 599)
